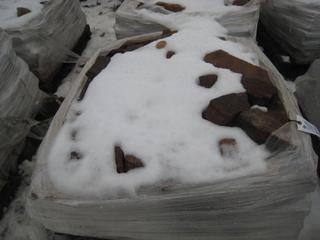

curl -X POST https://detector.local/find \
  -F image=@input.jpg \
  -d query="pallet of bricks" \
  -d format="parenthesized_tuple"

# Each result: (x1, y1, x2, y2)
(28, 1, 317, 239)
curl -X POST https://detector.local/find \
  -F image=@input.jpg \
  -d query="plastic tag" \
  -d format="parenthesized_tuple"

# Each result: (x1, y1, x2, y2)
(296, 115, 320, 138)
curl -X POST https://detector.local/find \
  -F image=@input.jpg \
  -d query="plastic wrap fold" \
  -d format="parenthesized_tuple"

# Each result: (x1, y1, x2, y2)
(27, 32, 317, 240)
(261, 0, 320, 64)
(295, 59, 320, 129)
(0, 29, 42, 190)
(3, 0, 86, 84)
(115, 0, 260, 39)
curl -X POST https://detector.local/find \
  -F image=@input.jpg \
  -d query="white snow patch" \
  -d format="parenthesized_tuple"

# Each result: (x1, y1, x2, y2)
(144, 0, 242, 13)
(49, 13, 268, 198)
(251, 105, 268, 112)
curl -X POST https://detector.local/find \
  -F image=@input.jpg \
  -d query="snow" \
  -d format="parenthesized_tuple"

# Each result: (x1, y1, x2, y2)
(0, 0, 43, 29)
(49, 13, 268, 198)
(143, 0, 242, 13)
(251, 105, 268, 112)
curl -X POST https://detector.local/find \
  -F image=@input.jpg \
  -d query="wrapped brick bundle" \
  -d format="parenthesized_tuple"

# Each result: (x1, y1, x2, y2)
(115, 0, 260, 39)
(28, 28, 316, 239)
(0, 29, 42, 190)
(261, 0, 320, 64)
(295, 59, 320, 129)
(0, 0, 87, 86)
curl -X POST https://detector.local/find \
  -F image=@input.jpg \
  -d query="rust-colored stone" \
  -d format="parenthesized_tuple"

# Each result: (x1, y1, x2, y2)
(235, 109, 288, 145)
(70, 151, 82, 161)
(218, 138, 239, 159)
(166, 51, 175, 59)
(202, 93, 250, 126)
(232, 0, 250, 6)
(156, 40, 167, 49)
(114, 146, 126, 173)
(17, 7, 31, 17)
(155, 2, 185, 12)
(114, 146, 144, 173)
(137, 2, 144, 8)
(198, 74, 218, 88)
(203, 50, 277, 105)
(233, 0, 250, 6)
(125, 155, 144, 171)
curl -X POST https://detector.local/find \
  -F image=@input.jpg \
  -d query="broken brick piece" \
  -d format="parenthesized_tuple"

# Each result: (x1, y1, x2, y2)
(233, 0, 250, 6)
(198, 74, 218, 88)
(155, 2, 185, 12)
(166, 51, 175, 59)
(114, 146, 126, 173)
(114, 146, 144, 173)
(218, 138, 239, 159)
(125, 155, 144, 171)
(17, 7, 31, 17)
(235, 109, 288, 145)
(137, 2, 144, 8)
(156, 40, 167, 49)
(70, 151, 82, 160)
(241, 75, 277, 106)
(203, 50, 277, 105)
(202, 93, 250, 126)
(86, 55, 110, 80)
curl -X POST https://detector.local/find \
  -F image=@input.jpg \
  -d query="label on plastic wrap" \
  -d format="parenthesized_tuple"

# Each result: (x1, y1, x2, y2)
(296, 115, 320, 138)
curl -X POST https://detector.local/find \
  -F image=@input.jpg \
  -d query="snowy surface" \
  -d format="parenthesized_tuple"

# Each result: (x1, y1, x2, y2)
(49, 13, 268, 197)
(0, 0, 43, 29)
(143, 0, 242, 13)
(0, 0, 319, 239)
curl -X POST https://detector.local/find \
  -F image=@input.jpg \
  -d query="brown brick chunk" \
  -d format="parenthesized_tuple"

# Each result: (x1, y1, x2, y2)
(204, 50, 277, 105)
(17, 7, 31, 17)
(155, 2, 185, 12)
(114, 146, 144, 173)
(198, 74, 218, 88)
(202, 93, 250, 126)
(218, 138, 239, 159)
(235, 109, 288, 145)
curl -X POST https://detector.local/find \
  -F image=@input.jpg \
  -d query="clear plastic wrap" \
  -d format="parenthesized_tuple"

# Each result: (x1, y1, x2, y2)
(0, 29, 43, 190)
(28, 33, 317, 240)
(261, 0, 320, 64)
(2, 0, 87, 84)
(295, 59, 320, 129)
(115, 0, 260, 39)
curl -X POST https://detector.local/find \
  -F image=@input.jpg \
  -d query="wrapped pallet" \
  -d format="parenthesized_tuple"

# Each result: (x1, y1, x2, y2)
(0, 0, 87, 86)
(115, 0, 260, 39)
(261, 0, 320, 64)
(0, 29, 42, 191)
(28, 23, 316, 239)
(295, 59, 320, 129)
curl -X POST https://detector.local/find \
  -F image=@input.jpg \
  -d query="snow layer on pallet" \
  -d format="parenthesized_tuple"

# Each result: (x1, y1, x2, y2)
(143, 0, 239, 13)
(115, 0, 260, 39)
(48, 15, 268, 197)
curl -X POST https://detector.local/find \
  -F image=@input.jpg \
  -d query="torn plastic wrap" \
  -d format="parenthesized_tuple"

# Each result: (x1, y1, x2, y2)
(261, 0, 320, 64)
(27, 33, 317, 240)
(0, 29, 43, 191)
(295, 59, 320, 129)
(115, 0, 260, 39)
(2, 0, 87, 85)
